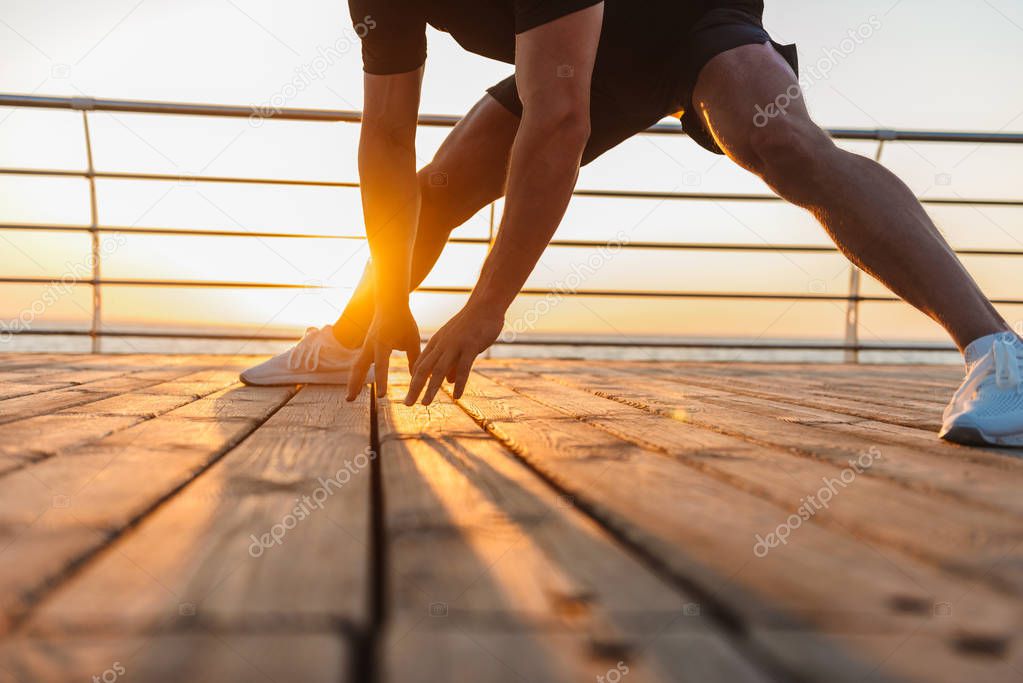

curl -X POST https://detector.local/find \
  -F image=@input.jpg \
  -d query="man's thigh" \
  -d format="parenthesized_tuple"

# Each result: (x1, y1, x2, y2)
(691, 42, 825, 171)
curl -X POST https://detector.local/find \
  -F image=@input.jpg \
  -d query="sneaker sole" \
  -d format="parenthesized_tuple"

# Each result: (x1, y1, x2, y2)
(240, 370, 355, 387)
(940, 423, 1023, 448)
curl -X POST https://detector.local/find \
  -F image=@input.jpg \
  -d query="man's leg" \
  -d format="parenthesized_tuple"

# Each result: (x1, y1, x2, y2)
(332, 94, 520, 349)
(691, 43, 1010, 351)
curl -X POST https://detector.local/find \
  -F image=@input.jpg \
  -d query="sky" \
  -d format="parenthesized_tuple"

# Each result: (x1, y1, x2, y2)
(1, 0, 1022, 354)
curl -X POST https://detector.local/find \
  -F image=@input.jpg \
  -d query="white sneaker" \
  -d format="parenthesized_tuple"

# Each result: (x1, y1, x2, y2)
(240, 325, 364, 386)
(940, 332, 1023, 447)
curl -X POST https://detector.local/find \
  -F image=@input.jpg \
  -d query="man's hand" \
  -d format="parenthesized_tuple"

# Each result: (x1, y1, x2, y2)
(346, 305, 421, 400)
(404, 304, 504, 405)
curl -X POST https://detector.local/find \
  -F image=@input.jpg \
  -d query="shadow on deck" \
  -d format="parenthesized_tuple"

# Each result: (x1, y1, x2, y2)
(0, 353, 1020, 682)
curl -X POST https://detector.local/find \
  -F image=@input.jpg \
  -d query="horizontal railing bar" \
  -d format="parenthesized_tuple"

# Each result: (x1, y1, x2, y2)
(3, 93, 1023, 144)
(521, 242, 1023, 256)
(0, 222, 366, 240)
(4, 276, 1022, 304)
(4, 166, 1022, 208)
(0, 326, 961, 352)
(0, 277, 323, 289)
(505, 340, 961, 352)
(827, 128, 1023, 144)
(3, 222, 1023, 257)
(469, 289, 1023, 305)
(439, 287, 854, 301)
(918, 198, 1023, 207)
(0, 168, 85, 179)
(0, 94, 368, 123)
(0, 167, 361, 189)
(575, 188, 1023, 207)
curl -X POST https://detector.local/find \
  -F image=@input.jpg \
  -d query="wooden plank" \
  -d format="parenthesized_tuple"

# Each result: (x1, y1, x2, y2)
(26, 387, 372, 635)
(0, 360, 216, 426)
(0, 384, 73, 401)
(514, 362, 1023, 517)
(0, 369, 260, 477)
(714, 372, 954, 407)
(70, 363, 253, 396)
(666, 362, 963, 384)
(385, 624, 780, 683)
(726, 370, 959, 410)
(528, 360, 1022, 460)
(449, 370, 1023, 683)
(639, 363, 943, 430)
(59, 393, 196, 417)
(0, 633, 349, 682)
(0, 414, 139, 477)
(0, 387, 155, 424)
(0, 364, 134, 384)
(60, 369, 249, 416)
(556, 361, 943, 429)
(756, 630, 1023, 683)
(378, 378, 774, 683)
(581, 359, 1023, 462)
(0, 355, 210, 387)
(0, 354, 95, 372)
(0, 355, 249, 393)
(0, 384, 294, 633)
(481, 366, 1023, 594)
(681, 362, 962, 390)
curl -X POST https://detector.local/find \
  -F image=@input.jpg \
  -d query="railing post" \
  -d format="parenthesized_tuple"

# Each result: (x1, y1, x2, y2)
(844, 267, 861, 364)
(81, 110, 102, 353)
(487, 202, 496, 252)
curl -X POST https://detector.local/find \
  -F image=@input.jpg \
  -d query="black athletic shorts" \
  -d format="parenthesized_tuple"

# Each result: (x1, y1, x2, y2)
(487, 1, 799, 163)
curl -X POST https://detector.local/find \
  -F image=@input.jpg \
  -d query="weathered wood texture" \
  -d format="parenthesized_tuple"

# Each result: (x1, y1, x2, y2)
(377, 377, 771, 683)
(0, 634, 348, 682)
(1, 354, 1021, 683)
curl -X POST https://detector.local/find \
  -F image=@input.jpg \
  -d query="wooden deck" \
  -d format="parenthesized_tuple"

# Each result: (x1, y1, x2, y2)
(0, 354, 1021, 682)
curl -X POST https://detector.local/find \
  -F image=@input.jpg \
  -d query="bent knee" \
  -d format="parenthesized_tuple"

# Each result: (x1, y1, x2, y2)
(418, 162, 453, 198)
(416, 163, 450, 212)
(745, 119, 835, 187)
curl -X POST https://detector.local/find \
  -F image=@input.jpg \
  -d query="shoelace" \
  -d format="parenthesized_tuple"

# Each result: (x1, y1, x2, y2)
(953, 334, 1023, 404)
(287, 327, 325, 371)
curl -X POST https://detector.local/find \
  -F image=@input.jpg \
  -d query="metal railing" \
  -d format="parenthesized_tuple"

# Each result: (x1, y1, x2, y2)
(2, 93, 1023, 358)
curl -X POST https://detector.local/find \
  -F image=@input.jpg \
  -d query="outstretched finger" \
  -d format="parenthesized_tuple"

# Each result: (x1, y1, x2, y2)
(406, 346, 440, 405)
(346, 344, 374, 401)
(405, 343, 441, 402)
(422, 352, 454, 406)
(412, 334, 439, 376)
(374, 344, 391, 398)
(452, 351, 475, 399)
